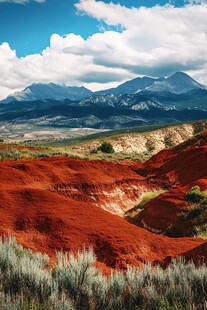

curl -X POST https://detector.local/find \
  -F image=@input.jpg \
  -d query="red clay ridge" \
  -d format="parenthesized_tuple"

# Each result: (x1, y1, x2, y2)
(0, 156, 205, 269)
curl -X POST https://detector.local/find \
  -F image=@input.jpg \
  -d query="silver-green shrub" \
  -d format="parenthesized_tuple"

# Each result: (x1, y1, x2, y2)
(0, 236, 207, 309)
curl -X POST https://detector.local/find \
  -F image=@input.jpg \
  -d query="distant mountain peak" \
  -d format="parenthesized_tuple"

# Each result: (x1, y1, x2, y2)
(2, 83, 93, 103)
(147, 71, 204, 94)
(96, 76, 157, 95)
(168, 71, 197, 82)
(171, 71, 189, 77)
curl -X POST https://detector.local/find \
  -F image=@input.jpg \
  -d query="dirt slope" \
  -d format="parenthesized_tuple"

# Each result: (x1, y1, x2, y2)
(0, 156, 204, 269)
(72, 120, 207, 156)
(131, 130, 207, 236)
(0, 157, 152, 215)
(162, 242, 207, 267)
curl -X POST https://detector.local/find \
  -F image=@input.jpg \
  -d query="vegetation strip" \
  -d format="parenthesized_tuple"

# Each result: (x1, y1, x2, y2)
(0, 236, 206, 310)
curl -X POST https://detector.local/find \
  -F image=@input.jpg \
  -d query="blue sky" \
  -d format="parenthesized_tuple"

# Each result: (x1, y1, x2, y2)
(0, 0, 206, 99)
(0, 0, 97, 57)
(0, 0, 188, 56)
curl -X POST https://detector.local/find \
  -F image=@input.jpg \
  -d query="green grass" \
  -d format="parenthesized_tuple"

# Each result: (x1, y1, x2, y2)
(136, 190, 165, 210)
(0, 147, 80, 161)
(0, 148, 22, 161)
(0, 146, 153, 163)
(0, 236, 207, 309)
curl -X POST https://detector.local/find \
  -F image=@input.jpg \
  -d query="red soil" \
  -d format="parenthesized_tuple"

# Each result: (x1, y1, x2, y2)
(181, 241, 207, 264)
(161, 242, 207, 267)
(0, 156, 204, 269)
(132, 130, 207, 187)
(132, 131, 207, 237)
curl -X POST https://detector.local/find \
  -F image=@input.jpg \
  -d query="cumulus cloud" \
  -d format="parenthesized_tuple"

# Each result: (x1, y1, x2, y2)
(0, 0, 44, 3)
(0, 0, 207, 99)
(74, 1, 207, 76)
(0, 34, 133, 99)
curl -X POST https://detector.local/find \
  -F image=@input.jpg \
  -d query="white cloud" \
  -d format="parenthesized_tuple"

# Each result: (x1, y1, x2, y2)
(0, 35, 133, 99)
(0, 0, 44, 3)
(74, 1, 207, 74)
(0, 0, 207, 99)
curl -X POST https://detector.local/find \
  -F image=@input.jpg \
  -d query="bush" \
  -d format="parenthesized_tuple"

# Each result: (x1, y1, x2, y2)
(97, 142, 114, 154)
(194, 224, 207, 239)
(56, 247, 97, 306)
(0, 148, 22, 161)
(181, 186, 207, 232)
(0, 236, 53, 302)
(0, 236, 207, 309)
(185, 186, 203, 203)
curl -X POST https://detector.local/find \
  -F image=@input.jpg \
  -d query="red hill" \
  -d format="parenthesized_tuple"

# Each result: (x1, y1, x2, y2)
(0, 156, 204, 269)
(132, 130, 207, 237)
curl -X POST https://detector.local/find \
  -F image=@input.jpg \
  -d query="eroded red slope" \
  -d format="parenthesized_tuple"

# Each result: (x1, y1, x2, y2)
(133, 130, 207, 187)
(0, 157, 152, 215)
(0, 156, 204, 269)
(131, 131, 207, 237)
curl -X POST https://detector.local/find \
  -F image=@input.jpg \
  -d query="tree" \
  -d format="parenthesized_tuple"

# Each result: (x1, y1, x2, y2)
(97, 142, 114, 154)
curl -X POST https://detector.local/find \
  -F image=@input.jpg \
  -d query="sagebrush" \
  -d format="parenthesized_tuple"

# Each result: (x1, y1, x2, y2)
(0, 236, 206, 309)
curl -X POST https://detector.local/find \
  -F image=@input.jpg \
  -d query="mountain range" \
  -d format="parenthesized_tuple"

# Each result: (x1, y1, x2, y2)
(2, 72, 206, 103)
(0, 72, 207, 135)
